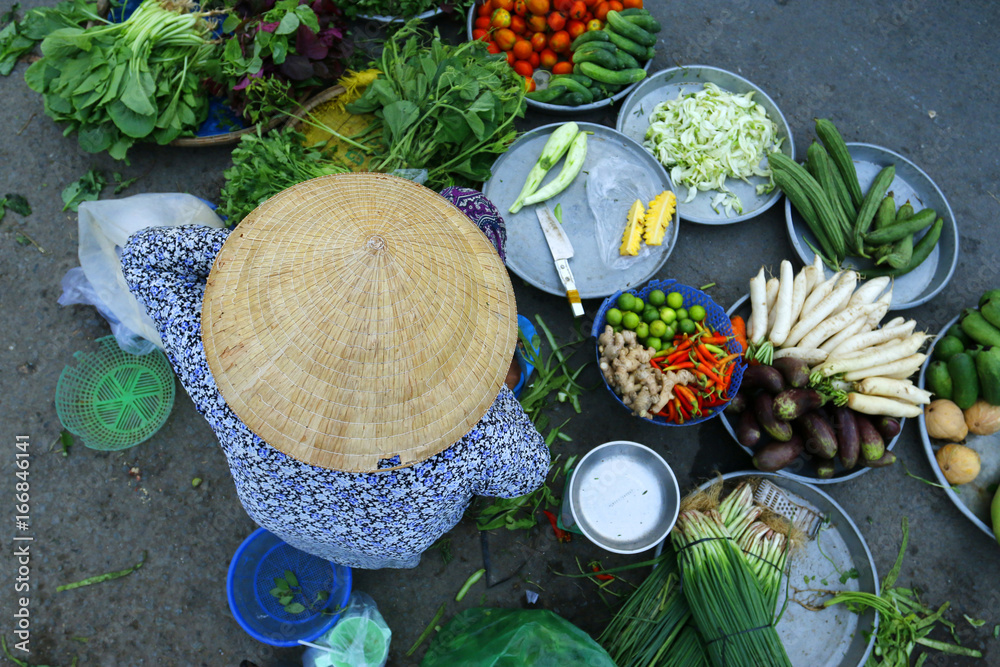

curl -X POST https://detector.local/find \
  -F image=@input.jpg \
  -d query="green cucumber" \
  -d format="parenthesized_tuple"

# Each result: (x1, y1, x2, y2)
(962, 309, 1000, 348)
(979, 289, 1000, 309)
(570, 30, 611, 51)
(622, 13, 662, 33)
(557, 73, 594, 87)
(894, 201, 913, 223)
(975, 347, 1000, 405)
(948, 323, 973, 348)
(522, 131, 588, 206)
(854, 164, 896, 240)
(614, 48, 640, 70)
(606, 10, 657, 46)
(571, 47, 620, 70)
(576, 62, 646, 86)
(926, 360, 953, 400)
(525, 85, 568, 104)
(933, 335, 966, 362)
(981, 298, 1000, 330)
(603, 24, 651, 59)
(948, 352, 979, 409)
(618, 7, 650, 16)
(547, 75, 594, 103)
(573, 40, 617, 53)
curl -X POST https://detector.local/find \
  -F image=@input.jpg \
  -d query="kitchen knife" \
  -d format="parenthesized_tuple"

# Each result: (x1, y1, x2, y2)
(535, 205, 584, 317)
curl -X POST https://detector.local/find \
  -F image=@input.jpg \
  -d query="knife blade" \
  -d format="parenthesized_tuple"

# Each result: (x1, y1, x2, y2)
(535, 205, 584, 317)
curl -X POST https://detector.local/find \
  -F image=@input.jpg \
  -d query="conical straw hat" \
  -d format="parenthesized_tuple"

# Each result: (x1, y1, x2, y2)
(202, 173, 517, 472)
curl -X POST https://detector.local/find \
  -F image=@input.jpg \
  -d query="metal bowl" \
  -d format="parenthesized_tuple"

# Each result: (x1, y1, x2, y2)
(616, 65, 794, 225)
(465, 3, 652, 113)
(567, 441, 680, 554)
(785, 143, 958, 310)
(358, 7, 443, 21)
(719, 295, 903, 483)
(655, 472, 880, 667)
(918, 314, 998, 540)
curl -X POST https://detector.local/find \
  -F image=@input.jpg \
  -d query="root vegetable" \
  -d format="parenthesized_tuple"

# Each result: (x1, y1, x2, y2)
(749, 267, 768, 344)
(866, 290, 894, 327)
(797, 303, 878, 351)
(856, 377, 932, 405)
(769, 260, 795, 346)
(799, 271, 840, 324)
(841, 353, 926, 382)
(819, 317, 870, 354)
(788, 264, 810, 328)
(827, 320, 917, 359)
(773, 347, 828, 365)
(818, 333, 928, 377)
(784, 271, 858, 348)
(846, 392, 923, 418)
(830, 271, 859, 313)
(765, 276, 781, 334)
(846, 276, 891, 309)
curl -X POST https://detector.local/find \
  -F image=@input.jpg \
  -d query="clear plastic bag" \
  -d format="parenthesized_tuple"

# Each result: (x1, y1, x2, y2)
(301, 592, 391, 667)
(57, 267, 157, 356)
(587, 155, 669, 273)
(66, 193, 225, 352)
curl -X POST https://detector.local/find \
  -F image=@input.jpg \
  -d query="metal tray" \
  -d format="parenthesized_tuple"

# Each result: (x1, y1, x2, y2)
(918, 314, 998, 540)
(564, 441, 680, 554)
(483, 122, 678, 299)
(785, 143, 958, 310)
(719, 295, 902, 484)
(464, 5, 652, 114)
(358, 7, 442, 21)
(656, 472, 880, 667)
(616, 66, 794, 225)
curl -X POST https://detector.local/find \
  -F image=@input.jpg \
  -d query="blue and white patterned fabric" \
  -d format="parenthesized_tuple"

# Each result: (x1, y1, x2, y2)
(120, 188, 549, 569)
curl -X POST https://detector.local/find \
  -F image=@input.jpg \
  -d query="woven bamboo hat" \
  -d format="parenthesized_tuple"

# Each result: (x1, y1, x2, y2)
(202, 173, 517, 473)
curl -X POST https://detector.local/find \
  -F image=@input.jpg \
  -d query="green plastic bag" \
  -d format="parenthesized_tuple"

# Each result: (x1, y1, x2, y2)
(420, 607, 615, 667)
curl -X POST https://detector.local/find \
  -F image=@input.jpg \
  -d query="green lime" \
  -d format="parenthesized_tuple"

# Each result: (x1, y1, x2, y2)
(646, 336, 662, 351)
(631, 297, 645, 313)
(667, 291, 684, 309)
(675, 307, 688, 321)
(643, 307, 660, 324)
(663, 325, 676, 341)
(617, 292, 635, 312)
(622, 311, 640, 330)
(605, 308, 623, 327)
(648, 289, 666, 307)
(678, 318, 696, 335)
(649, 320, 667, 338)
(659, 307, 677, 325)
(635, 322, 649, 339)
(689, 304, 706, 322)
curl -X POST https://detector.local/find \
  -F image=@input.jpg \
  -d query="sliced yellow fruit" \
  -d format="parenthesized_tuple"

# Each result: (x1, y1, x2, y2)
(643, 190, 677, 246)
(619, 199, 645, 256)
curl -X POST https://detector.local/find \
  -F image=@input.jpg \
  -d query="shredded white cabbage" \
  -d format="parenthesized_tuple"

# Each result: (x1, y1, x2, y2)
(643, 82, 783, 217)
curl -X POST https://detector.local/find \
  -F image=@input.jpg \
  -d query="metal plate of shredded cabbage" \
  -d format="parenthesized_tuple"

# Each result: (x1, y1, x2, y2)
(617, 66, 794, 225)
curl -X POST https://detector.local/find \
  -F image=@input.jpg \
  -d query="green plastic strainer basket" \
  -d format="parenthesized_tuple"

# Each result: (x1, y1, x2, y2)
(55, 336, 176, 451)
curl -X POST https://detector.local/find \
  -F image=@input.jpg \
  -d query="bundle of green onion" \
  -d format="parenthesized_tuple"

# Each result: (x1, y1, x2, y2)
(672, 508, 793, 667)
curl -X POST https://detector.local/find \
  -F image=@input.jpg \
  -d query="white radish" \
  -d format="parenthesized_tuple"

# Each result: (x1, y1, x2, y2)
(805, 255, 824, 293)
(819, 317, 871, 354)
(827, 320, 917, 359)
(749, 268, 768, 344)
(798, 303, 879, 352)
(846, 392, 923, 419)
(883, 316, 905, 329)
(773, 347, 828, 365)
(866, 289, 894, 327)
(787, 267, 810, 335)
(842, 353, 927, 382)
(875, 364, 928, 380)
(783, 272, 859, 349)
(856, 377, 933, 405)
(800, 271, 840, 319)
(830, 271, 859, 314)
(846, 276, 891, 310)
(769, 260, 795, 346)
(819, 333, 929, 376)
(765, 276, 781, 333)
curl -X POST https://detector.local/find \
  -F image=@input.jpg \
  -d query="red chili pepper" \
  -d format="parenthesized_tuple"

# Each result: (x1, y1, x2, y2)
(664, 362, 695, 372)
(695, 344, 718, 366)
(591, 565, 615, 581)
(542, 510, 571, 542)
(697, 363, 724, 385)
(700, 335, 730, 345)
(650, 359, 661, 371)
(666, 349, 689, 364)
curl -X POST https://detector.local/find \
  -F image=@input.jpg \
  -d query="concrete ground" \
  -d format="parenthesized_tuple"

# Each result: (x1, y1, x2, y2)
(1, 1, 999, 666)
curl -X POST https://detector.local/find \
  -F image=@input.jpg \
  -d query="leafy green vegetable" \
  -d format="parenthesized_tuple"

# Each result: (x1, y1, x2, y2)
(111, 172, 139, 195)
(61, 169, 107, 211)
(4, 193, 31, 216)
(218, 127, 351, 225)
(26, 0, 220, 159)
(344, 21, 525, 190)
(342, 0, 472, 19)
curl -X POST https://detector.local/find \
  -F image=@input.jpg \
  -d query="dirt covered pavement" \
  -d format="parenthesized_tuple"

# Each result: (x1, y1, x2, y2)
(2, 2, 1000, 666)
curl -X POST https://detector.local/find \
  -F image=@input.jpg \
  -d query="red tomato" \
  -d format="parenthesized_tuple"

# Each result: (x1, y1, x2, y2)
(494, 0, 515, 10)
(475, 15, 492, 29)
(525, 0, 549, 14)
(529, 50, 540, 67)
(495, 27, 517, 50)
(512, 39, 534, 60)
(568, 0, 587, 19)
(472, 28, 490, 41)
(539, 47, 559, 69)
(583, 0, 599, 7)
(486, 41, 501, 54)
(551, 61, 574, 75)
(554, 0, 574, 11)
(510, 15, 527, 33)
(513, 0, 529, 16)
(594, 1, 611, 20)
(526, 13, 548, 32)
(477, 0, 494, 16)
(512, 60, 534, 77)
(506, 50, 516, 64)
(546, 10, 566, 30)
(622, 0, 642, 7)
(524, 76, 536, 92)
(566, 19, 587, 39)
(491, 7, 512, 28)
(549, 29, 571, 53)
(607, 0, 623, 11)
(585, 18, 602, 31)
(530, 31, 548, 51)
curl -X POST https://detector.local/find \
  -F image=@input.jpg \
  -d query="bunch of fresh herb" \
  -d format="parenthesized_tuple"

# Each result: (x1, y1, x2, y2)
(25, 0, 222, 160)
(0, 0, 99, 77)
(206, 0, 353, 124)
(218, 126, 350, 224)
(342, 0, 472, 20)
(344, 21, 525, 190)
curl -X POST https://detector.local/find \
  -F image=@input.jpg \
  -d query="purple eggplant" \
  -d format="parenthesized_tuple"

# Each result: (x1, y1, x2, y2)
(741, 364, 786, 394)
(855, 414, 885, 462)
(815, 459, 837, 479)
(737, 408, 763, 449)
(773, 388, 826, 421)
(725, 390, 749, 415)
(755, 392, 793, 442)
(834, 406, 860, 470)
(864, 450, 897, 468)
(753, 435, 804, 472)
(873, 416, 902, 441)
(772, 357, 811, 388)
(796, 411, 838, 459)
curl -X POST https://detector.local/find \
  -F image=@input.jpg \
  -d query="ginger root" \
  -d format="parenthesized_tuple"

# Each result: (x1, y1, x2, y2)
(599, 329, 694, 419)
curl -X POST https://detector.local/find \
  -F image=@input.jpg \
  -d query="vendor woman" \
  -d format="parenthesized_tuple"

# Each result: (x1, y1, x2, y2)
(121, 174, 549, 569)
